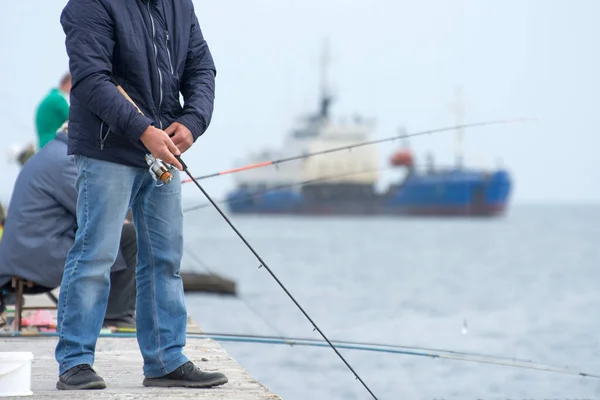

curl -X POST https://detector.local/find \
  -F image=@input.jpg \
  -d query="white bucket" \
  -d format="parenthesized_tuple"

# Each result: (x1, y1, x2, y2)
(0, 352, 33, 397)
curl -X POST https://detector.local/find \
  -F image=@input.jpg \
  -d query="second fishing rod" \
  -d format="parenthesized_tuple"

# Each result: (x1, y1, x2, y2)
(111, 79, 379, 399)
(182, 117, 532, 184)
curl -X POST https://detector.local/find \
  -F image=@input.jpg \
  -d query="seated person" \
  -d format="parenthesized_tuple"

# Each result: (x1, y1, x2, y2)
(0, 123, 137, 328)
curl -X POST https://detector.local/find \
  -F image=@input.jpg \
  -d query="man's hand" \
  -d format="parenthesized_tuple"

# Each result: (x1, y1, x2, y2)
(140, 125, 183, 171)
(165, 122, 194, 154)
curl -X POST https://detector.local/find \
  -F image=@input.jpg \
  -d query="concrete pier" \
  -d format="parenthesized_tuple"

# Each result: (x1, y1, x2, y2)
(0, 293, 281, 399)
(0, 336, 280, 399)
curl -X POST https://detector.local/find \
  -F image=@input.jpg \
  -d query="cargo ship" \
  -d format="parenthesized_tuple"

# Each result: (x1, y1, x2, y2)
(224, 51, 512, 217)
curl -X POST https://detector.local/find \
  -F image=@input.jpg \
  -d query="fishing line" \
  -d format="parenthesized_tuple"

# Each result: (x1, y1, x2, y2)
(183, 247, 288, 339)
(176, 155, 379, 399)
(3, 331, 598, 379)
(182, 118, 531, 183)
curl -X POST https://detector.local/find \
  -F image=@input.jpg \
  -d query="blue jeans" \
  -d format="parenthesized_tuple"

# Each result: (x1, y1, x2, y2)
(55, 155, 188, 377)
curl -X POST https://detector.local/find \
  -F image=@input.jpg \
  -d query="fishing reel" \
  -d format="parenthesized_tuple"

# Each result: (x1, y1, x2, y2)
(145, 154, 176, 186)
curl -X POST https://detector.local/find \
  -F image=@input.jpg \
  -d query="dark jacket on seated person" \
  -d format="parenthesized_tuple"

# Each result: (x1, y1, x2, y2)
(0, 130, 129, 290)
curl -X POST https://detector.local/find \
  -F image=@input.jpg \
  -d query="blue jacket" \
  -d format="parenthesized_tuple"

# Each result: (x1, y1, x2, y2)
(60, 0, 216, 168)
(0, 132, 127, 290)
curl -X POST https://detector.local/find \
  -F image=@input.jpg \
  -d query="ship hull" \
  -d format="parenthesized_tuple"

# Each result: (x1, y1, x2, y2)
(225, 169, 512, 218)
(224, 204, 506, 217)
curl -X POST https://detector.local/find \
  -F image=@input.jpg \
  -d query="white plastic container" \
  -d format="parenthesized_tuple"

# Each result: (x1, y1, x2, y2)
(0, 352, 33, 397)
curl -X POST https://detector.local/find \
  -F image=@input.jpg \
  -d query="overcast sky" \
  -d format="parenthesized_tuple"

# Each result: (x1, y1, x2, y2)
(1, 0, 598, 205)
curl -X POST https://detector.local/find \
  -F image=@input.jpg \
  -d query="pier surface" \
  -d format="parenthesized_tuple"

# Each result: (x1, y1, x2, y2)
(0, 335, 281, 399)
(0, 293, 281, 399)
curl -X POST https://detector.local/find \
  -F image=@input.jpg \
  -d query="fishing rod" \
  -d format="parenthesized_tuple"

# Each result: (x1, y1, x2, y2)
(197, 331, 538, 364)
(178, 155, 378, 399)
(3, 330, 598, 379)
(113, 83, 379, 399)
(182, 117, 531, 183)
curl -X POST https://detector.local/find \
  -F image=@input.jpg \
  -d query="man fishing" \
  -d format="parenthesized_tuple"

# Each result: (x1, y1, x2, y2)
(56, 0, 227, 391)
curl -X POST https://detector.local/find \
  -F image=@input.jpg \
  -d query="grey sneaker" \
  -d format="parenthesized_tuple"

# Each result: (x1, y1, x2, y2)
(56, 364, 106, 390)
(143, 361, 228, 388)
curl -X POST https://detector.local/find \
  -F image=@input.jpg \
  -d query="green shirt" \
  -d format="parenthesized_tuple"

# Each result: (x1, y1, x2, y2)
(35, 88, 69, 149)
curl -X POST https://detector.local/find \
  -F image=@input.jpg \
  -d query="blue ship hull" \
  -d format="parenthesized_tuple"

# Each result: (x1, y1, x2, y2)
(225, 168, 512, 217)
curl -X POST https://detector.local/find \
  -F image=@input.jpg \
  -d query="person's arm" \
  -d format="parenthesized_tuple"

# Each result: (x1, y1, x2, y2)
(60, 0, 154, 142)
(176, 3, 217, 141)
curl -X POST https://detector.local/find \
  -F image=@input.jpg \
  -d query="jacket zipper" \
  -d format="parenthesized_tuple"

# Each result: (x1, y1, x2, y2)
(147, 2, 164, 130)
(166, 31, 174, 75)
(99, 121, 111, 150)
